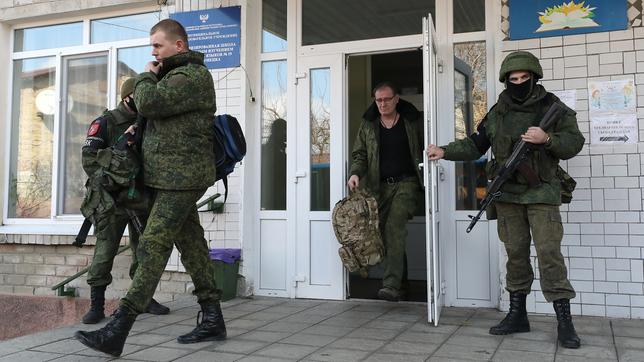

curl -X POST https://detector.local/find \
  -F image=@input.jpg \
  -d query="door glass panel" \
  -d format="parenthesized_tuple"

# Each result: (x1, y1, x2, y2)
(14, 23, 82, 52)
(59, 54, 109, 214)
(91, 12, 159, 43)
(453, 0, 486, 33)
(117, 46, 152, 99)
(262, 0, 287, 52)
(8, 57, 56, 218)
(302, 0, 435, 45)
(453, 42, 487, 210)
(260, 60, 287, 210)
(310, 68, 330, 211)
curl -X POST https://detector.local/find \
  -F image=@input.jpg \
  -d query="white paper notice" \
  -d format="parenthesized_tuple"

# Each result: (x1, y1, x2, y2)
(587, 79, 638, 144)
(552, 89, 576, 110)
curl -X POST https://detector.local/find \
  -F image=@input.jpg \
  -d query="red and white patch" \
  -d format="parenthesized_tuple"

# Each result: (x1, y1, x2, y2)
(87, 122, 100, 136)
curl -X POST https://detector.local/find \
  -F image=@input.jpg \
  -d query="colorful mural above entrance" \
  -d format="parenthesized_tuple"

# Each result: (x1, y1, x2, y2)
(509, 0, 628, 40)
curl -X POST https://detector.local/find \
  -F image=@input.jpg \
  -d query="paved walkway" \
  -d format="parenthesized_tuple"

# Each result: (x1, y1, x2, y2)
(1, 296, 643, 361)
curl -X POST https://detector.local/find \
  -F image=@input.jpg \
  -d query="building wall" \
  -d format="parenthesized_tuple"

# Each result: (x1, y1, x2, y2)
(499, 1, 644, 318)
(0, 0, 246, 300)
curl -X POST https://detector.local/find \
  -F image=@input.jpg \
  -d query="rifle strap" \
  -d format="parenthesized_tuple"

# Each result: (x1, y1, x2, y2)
(73, 219, 93, 247)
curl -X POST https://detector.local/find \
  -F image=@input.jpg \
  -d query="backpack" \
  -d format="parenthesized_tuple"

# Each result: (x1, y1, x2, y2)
(331, 189, 385, 278)
(213, 114, 247, 201)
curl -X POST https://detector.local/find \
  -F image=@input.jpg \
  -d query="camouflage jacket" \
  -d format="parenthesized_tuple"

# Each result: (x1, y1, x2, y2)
(82, 102, 137, 177)
(350, 99, 424, 198)
(134, 50, 217, 190)
(442, 85, 585, 205)
(80, 102, 141, 220)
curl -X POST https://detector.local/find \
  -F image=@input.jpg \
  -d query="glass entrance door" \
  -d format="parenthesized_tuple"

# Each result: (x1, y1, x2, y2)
(422, 14, 443, 326)
(293, 54, 345, 299)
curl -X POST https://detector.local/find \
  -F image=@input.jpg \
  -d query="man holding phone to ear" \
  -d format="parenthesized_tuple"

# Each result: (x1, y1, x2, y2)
(75, 19, 225, 357)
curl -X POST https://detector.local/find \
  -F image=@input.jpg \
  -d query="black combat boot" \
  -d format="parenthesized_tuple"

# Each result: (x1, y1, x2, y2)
(75, 305, 137, 357)
(489, 292, 530, 335)
(146, 298, 170, 315)
(82, 286, 106, 324)
(176, 302, 227, 344)
(553, 299, 581, 349)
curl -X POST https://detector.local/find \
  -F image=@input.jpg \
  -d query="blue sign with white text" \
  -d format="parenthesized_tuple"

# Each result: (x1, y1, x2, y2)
(509, 0, 627, 40)
(170, 6, 241, 69)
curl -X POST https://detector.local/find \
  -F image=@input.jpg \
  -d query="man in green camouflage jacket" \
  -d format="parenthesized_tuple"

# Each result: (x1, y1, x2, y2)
(75, 19, 224, 357)
(80, 78, 170, 325)
(427, 51, 584, 349)
(348, 81, 424, 302)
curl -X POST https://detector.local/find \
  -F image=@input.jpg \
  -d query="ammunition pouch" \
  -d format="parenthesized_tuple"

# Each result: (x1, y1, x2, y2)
(557, 165, 576, 203)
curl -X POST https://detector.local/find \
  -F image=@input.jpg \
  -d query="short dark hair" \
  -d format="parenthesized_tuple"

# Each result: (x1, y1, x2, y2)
(151, 19, 189, 47)
(372, 81, 400, 97)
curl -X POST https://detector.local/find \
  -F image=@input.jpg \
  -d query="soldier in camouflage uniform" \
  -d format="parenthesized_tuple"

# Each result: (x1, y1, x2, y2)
(348, 81, 424, 302)
(75, 19, 224, 357)
(427, 51, 584, 349)
(80, 78, 170, 324)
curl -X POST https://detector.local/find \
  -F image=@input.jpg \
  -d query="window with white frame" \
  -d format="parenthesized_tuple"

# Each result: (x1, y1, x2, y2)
(260, 0, 288, 211)
(6, 12, 159, 221)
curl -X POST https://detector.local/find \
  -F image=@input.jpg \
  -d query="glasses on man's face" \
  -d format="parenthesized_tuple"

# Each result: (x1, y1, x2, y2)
(374, 96, 395, 104)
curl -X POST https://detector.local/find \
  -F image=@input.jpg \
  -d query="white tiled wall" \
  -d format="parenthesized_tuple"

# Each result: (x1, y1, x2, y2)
(501, 27, 644, 318)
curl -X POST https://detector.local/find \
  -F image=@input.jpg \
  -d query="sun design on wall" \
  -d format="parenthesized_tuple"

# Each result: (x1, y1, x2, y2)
(536, 1, 600, 32)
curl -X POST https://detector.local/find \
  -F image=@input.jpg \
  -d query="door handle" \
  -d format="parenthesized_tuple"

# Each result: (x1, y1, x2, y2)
(294, 171, 307, 184)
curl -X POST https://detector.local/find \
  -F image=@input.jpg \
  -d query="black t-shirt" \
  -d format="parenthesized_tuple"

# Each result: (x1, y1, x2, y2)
(379, 119, 415, 179)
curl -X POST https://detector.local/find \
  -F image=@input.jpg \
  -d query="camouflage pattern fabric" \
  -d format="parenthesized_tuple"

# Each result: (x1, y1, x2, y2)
(378, 178, 420, 290)
(442, 86, 585, 205)
(80, 104, 142, 224)
(121, 189, 219, 314)
(133, 50, 217, 190)
(80, 103, 146, 288)
(121, 50, 219, 314)
(87, 212, 147, 287)
(332, 189, 384, 276)
(496, 201, 575, 302)
(350, 99, 424, 199)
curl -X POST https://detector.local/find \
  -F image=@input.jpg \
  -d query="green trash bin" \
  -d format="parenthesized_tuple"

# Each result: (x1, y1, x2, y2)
(209, 248, 241, 301)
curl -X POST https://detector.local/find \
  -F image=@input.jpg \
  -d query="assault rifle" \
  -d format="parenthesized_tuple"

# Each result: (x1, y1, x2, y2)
(466, 102, 567, 233)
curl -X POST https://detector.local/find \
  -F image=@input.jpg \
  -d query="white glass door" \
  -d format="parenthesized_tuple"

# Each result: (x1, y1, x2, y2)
(293, 54, 345, 299)
(423, 14, 443, 325)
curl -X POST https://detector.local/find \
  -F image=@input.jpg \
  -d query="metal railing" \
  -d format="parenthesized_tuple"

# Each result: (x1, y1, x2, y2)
(51, 193, 223, 297)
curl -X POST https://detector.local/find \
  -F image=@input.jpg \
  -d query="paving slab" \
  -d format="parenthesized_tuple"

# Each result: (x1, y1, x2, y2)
(302, 347, 370, 362)
(2, 296, 644, 361)
(173, 350, 245, 362)
(123, 345, 193, 361)
(251, 343, 318, 360)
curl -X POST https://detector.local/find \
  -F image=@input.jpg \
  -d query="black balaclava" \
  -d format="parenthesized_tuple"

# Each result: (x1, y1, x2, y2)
(505, 73, 536, 103)
(124, 96, 137, 113)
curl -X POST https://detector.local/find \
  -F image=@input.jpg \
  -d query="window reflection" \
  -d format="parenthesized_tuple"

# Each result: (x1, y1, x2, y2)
(262, 0, 287, 52)
(261, 61, 287, 210)
(303, 0, 435, 45)
(117, 46, 152, 99)
(453, 0, 486, 33)
(91, 13, 159, 43)
(310, 68, 331, 212)
(60, 55, 109, 214)
(9, 57, 56, 218)
(454, 42, 488, 210)
(14, 23, 82, 52)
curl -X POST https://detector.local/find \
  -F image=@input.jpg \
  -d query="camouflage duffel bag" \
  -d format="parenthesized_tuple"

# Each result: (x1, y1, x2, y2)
(331, 188, 384, 277)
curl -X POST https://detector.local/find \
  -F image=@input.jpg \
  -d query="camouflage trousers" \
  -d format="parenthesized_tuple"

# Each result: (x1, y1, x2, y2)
(496, 202, 576, 302)
(378, 177, 420, 291)
(86, 210, 146, 287)
(121, 189, 218, 314)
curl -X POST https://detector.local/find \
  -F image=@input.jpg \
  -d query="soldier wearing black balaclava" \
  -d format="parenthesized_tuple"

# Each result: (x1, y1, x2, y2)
(427, 51, 585, 349)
